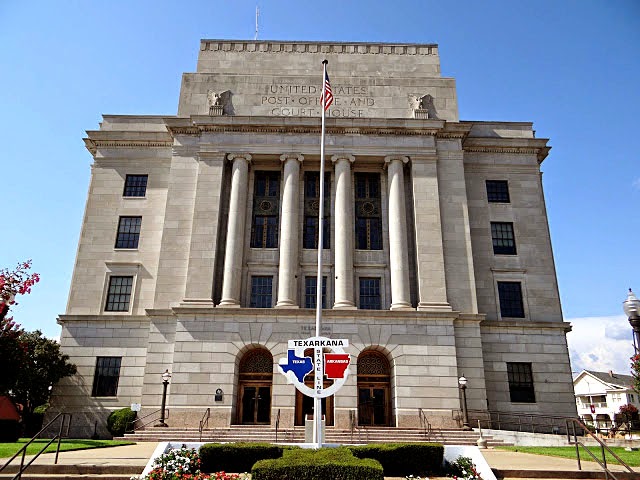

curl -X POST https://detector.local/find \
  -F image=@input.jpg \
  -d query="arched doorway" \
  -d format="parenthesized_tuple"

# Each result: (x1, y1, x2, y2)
(357, 350, 391, 426)
(237, 348, 273, 425)
(294, 349, 334, 426)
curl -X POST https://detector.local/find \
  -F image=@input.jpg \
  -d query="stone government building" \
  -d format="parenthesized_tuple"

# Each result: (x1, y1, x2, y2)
(50, 39, 577, 437)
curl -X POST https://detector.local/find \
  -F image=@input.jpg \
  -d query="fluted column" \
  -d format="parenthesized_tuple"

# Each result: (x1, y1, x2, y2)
(276, 153, 303, 307)
(218, 153, 252, 307)
(332, 154, 356, 309)
(385, 156, 413, 310)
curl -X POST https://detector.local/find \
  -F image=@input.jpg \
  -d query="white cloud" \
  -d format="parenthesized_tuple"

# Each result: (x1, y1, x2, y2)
(633, 178, 640, 190)
(566, 314, 634, 376)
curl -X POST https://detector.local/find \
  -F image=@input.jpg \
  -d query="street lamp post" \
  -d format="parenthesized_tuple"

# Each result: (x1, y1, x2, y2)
(458, 375, 471, 431)
(624, 289, 640, 353)
(156, 369, 171, 427)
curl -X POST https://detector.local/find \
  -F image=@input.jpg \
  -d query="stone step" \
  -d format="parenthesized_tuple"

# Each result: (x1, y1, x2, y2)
(119, 426, 512, 446)
(0, 465, 143, 480)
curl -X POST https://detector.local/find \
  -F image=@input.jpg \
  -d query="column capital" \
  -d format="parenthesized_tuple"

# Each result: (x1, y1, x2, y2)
(280, 153, 304, 163)
(227, 153, 252, 163)
(331, 154, 355, 164)
(384, 155, 410, 165)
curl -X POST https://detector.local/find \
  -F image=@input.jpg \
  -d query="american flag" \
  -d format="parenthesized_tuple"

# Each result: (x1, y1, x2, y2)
(321, 69, 334, 111)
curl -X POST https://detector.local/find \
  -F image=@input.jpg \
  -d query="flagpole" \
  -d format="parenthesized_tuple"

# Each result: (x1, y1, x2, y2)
(314, 59, 329, 449)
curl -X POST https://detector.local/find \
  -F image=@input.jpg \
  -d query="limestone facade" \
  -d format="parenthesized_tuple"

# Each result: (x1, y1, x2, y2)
(50, 40, 576, 437)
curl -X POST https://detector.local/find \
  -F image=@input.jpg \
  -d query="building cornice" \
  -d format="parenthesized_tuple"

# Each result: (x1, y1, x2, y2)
(84, 130, 173, 155)
(481, 319, 572, 333)
(164, 116, 446, 138)
(200, 40, 438, 56)
(463, 137, 551, 164)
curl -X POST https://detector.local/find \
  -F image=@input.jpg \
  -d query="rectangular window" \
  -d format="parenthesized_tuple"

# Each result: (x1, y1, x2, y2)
(123, 174, 148, 197)
(507, 362, 535, 403)
(303, 172, 331, 249)
(92, 356, 122, 397)
(250, 276, 273, 308)
(497, 281, 525, 318)
(251, 216, 278, 248)
(305, 276, 327, 309)
(115, 216, 142, 249)
(354, 173, 382, 250)
(491, 222, 517, 255)
(251, 172, 280, 248)
(486, 180, 510, 203)
(105, 276, 133, 312)
(359, 277, 381, 310)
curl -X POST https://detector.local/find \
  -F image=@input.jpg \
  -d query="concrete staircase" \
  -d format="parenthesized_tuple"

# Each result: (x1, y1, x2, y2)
(119, 424, 511, 446)
(0, 464, 143, 480)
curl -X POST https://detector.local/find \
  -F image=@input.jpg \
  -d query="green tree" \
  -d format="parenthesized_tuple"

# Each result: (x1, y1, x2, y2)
(0, 260, 39, 394)
(11, 330, 76, 432)
(0, 316, 26, 394)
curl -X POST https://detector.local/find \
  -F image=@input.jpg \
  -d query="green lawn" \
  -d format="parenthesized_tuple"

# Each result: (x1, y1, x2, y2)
(498, 446, 640, 467)
(0, 439, 134, 459)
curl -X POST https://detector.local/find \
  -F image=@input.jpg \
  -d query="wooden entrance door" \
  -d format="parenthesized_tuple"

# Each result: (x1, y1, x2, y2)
(357, 384, 389, 426)
(239, 384, 271, 424)
(295, 381, 334, 426)
(357, 350, 392, 426)
(236, 348, 273, 425)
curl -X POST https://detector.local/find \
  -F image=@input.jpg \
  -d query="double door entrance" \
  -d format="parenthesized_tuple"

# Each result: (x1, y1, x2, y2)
(357, 384, 390, 426)
(239, 383, 271, 424)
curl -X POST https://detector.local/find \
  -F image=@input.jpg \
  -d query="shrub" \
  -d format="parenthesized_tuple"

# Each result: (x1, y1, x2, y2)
(0, 419, 21, 442)
(106, 407, 136, 437)
(444, 455, 483, 480)
(348, 442, 444, 476)
(199, 443, 283, 473)
(252, 447, 383, 480)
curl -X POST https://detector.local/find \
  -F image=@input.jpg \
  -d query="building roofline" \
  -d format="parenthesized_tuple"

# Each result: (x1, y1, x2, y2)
(200, 39, 439, 48)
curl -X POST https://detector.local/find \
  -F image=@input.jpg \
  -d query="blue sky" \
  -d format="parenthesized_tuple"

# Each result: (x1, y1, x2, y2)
(1, 1, 638, 373)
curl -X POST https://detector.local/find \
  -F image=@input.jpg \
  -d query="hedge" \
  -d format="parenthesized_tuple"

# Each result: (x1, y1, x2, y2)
(348, 442, 444, 476)
(251, 447, 384, 480)
(0, 419, 21, 442)
(106, 407, 136, 437)
(199, 442, 283, 473)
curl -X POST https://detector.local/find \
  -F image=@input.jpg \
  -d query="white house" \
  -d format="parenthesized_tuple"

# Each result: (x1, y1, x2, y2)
(574, 370, 639, 428)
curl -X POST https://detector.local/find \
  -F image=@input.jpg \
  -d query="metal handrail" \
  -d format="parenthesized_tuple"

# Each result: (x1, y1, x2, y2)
(275, 409, 280, 443)
(199, 408, 210, 442)
(467, 408, 572, 434)
(126, 408, 167, 432)
(418, 408, 433, 441)
(349, 410, 356, 443)
(566, 417, 636, 480)
(0, 412, 72, 480)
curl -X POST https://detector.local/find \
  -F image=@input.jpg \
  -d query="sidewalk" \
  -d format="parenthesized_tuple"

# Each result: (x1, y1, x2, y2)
(1, 442, 157, 467)
(482, 448, 639, 479)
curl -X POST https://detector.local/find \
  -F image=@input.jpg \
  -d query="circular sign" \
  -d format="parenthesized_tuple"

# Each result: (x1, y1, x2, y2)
(278, 336, 351, 399)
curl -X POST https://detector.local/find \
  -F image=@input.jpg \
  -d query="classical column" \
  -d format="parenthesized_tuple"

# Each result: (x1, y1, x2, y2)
(385, 156, 413, 310)
(332, 154, 356, 309)
(218, 153, 252, 307)
(276, 153, 303, 307)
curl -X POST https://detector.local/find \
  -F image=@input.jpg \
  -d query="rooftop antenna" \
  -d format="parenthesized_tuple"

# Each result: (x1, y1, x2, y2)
(255, 5, 259, 40)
